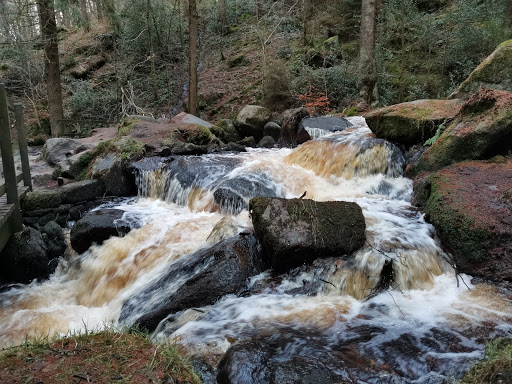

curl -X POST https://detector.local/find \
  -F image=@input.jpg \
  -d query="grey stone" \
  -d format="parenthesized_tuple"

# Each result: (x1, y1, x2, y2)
(263, 122, 282, 141)
(257, 136, 276, 148)
(41, 138, 83, 166)
(60, 179, 106, 204)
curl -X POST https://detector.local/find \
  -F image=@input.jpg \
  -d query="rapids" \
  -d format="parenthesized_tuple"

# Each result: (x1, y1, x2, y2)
(0, 117, 511, 383)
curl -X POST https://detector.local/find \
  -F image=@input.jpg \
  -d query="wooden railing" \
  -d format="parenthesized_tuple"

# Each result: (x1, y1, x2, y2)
(0, 83, 32, 252)
(57, 118, 118, 138)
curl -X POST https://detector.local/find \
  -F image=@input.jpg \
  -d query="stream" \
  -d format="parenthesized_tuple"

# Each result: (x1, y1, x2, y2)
(0, 117, 511, 383)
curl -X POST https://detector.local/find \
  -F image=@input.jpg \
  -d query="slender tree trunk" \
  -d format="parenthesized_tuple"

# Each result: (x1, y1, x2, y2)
(358, 0, 378, 105)
(506, 0, 512, 30)
(220, 0, 227, 35)
(37, 0, 64, 137)
(79, 0, 90, 30)
(398, 0, 406, 102)
(188, 0, 198, 115)
(146, 0, 158, 101)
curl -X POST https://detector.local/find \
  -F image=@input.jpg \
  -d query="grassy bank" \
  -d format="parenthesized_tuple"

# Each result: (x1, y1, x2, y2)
(460, 338, 512, 384)
(0, 328, 201, 383)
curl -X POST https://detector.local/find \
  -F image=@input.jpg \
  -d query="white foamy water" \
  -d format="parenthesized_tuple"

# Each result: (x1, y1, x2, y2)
(0, 117, 510, 383)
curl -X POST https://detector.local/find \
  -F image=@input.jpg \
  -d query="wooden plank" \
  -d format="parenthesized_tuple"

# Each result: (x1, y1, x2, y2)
(0, 172, 23, 197)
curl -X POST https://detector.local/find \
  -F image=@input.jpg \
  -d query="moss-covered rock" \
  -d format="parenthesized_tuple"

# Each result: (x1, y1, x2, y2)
(450, 40, 512, 99)
(22, 190, 62, 212)
(412, 158, 512, 283)
(211, 119, 242, 143)
(364, 99, 464, 147)
(415, 89, 512, 173)
(249, 197, 366, 273)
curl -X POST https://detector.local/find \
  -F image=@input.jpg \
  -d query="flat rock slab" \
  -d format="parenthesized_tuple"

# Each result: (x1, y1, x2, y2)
(413, 158, 512, 283)
(249, 197, 366, 273)
(299, 116, 352, 138)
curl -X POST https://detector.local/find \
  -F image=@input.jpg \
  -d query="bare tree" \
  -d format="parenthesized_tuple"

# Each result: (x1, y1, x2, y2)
(358, 0, 378, 105)
(220, 0, 227, 35)
(37, 0, 64, 136)
(188, 0, 198, 115)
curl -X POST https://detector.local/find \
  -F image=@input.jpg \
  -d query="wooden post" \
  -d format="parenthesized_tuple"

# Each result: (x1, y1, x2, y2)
(14, 103, 32, 191)
(0, 84, 22, 232)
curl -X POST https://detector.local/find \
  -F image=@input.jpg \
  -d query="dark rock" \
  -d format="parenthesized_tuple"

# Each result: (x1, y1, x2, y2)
(277, 107, 309, 126)
(42, 221, 66, 260)
(263, 122, 281, 141)
(416, 89, 512, 173)
(22, 190, 62, 212)
(38, 212, 58, 227)
(70, 209, 133, 254)
(211, 120, 242, 143)
(60, 179, 106, 204)
(257, 135, 276, 148)
(171, 142, 208, 155)
(69, 205, 86, 221)
(225, 142, 247, 152)
(278, 108, 312, 147)
(250, 197, 366, 273)
(299, 116, 352, 138)
(0, 227, 49, 283)
(236, 105, 272, 141)
(237, 136, 257, 148)
(364, 99, 464, 148)
(123, 234, 266, 332)
(213, 188, 245, 215)
(91, 154, 136, 196)
(412, 158, 512, 283)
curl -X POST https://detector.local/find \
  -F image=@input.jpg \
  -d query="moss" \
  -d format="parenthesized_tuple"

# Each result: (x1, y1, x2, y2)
(186, 125, 215, 145)
(228, 54, 250, 68)
(119, 139, 144, 160)
(117, 117, 139, 137)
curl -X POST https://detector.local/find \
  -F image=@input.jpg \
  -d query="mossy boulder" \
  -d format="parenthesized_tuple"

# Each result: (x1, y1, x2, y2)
(450, 40, 512, 99)
(211, 119, 243, 143)
(249, 197, 366, 273)
(415, 89, 512, 174)
(364, 99, 464, 147)
(22, 190, 62, 212)
(412, 158, 512, 283)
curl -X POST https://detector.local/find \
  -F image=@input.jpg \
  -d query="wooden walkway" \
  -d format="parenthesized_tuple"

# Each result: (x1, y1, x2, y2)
(0, 83, 32, 253)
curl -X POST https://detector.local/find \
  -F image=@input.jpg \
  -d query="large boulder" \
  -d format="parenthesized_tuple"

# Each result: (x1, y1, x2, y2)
(91, 154, 136, 196)
(60, 179, 106, 204)
(235, 105, 272, 140)
(0, 227, 49, 283)
(415, 89, 512, 173)
(211, 119, 243, 143)
(299, 116, 352, 139)
(450, 40, 512, 99)
(249, 197, 366, 273)
(41, 138, 85, 166)
(122, 234, 266, 332)
(412, 158, 512, 283)
(41, 220, 67, 260)
(278, 107, 311, 147)
(70, 209, 133, 254)
(22, 190, 62, 212)
(364, 99, 464, 147)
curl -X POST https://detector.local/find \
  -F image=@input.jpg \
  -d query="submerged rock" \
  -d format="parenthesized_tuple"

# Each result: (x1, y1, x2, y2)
(415, 89, 512, 173)
(122, 234, 266, 332)
(364, 99, 464, 147)
(249, 197, 366, 273)
(450, 40, 512, 99)
(413, 158, 512, 283)
(70, 209, 133, 254)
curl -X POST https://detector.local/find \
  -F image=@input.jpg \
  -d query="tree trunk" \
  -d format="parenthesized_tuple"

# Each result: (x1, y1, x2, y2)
(79, 0, 90, 30)
(37, 0, 64, 137)
(358, 0, 378, 105)
(220, 0, 227, 35)
(506, 0, 512, 30)
(188, 0, 198, 116)
(147, 0, 158, 102)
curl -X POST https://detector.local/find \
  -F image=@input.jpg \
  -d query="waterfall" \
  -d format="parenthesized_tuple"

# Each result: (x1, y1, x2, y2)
(0, 116, 510, 383)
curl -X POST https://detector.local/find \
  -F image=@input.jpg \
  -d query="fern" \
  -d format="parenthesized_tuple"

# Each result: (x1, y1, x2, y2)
(424, 119, 448, 146)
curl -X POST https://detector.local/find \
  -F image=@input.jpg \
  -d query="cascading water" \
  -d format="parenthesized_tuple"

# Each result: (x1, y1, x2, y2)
(0, 117, 511, 383)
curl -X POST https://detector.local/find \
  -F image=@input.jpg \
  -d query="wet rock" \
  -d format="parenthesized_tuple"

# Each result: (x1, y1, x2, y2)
(91, 153, 136, 196)
(364, 99, 464, 147)
(235, 105, 272, 141)
(0, 227, 49, 283)
(213, 188, 245, 215)
(263, 121, 281, 141)
(250, 197, 366, 273)
(450, 40, 512, 99)
(278, 108, 311, 147)
(22, 190, 62, 212)
(123, 234, 266, 332)
(42, 221, 66, 260)
(299, 116, 352, 138)
(70, 209, 132, 254)
(412, 158, 512, 283)
(41, 138, 84, 166)
(225, 142, 246, 152)
(257, 136, 276, 148)
(170, 142, 208, 155)
(237, 136, 257, 148)
(60, 179, 106, 205)
(415, 89, 512, 173)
